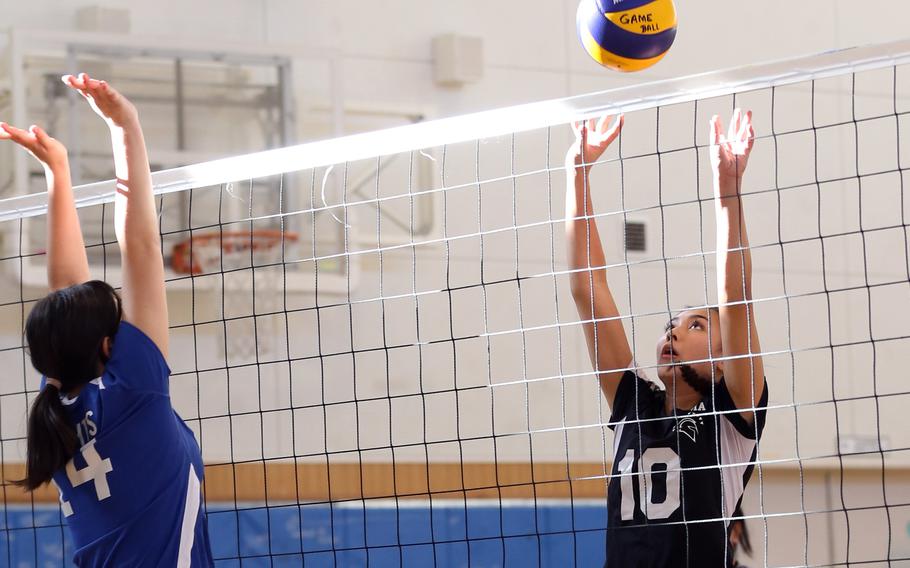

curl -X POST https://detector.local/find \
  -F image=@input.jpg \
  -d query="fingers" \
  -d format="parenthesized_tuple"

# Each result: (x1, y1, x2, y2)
(1, 122, 30, 139)
(1, 122, 60, 149)
(62, 72, 92, 91)
(61, 74, 82, 89)
(30, 124, 50, 144)
(62, 74, 93, 102)
(573, 113, 624, 143)
(732, 110, 754, 154)
(745, 109, 753, 139)
(572, 120, 588, 140)
(0, 122, 37, 146)
(734, 109, 749, 142)
(595, 114, 614, 135)
(86, 77, 109, 99)
(66, 72, 102, 90)
(710, 115, 723, 146)
(0, 122, 46, 160)
(727, 108, 741, 141)
(605, 114, 624, 143)
(62, 72, 105, 99)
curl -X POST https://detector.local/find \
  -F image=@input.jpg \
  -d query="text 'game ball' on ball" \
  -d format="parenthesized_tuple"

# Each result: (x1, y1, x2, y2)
(577, 0, 677, 72)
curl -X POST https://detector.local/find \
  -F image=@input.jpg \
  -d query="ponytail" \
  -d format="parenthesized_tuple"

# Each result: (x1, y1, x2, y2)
(16, 280, 121, 491)
(16, 384, 80, 490)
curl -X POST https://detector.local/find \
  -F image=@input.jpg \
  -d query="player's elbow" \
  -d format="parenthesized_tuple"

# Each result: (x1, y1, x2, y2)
(570, 276, 594, 305)
(120, 223, 161, 249)
(721, 266, 753, 297)
(121, 235, 163, 263)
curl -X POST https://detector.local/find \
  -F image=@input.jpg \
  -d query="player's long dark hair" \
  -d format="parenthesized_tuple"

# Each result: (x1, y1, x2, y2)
(16, 280, 122, 490)
(730, 505, 753, 560)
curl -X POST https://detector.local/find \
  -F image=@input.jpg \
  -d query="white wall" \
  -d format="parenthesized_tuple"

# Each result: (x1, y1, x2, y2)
(4, 0, 910, 117)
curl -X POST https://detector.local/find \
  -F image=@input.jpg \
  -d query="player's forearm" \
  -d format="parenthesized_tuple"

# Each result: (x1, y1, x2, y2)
(109, 120, 160, 255)
(46, 161, 91, 290)
(714, 178, 752, 304)
(566, 164, 609, 304)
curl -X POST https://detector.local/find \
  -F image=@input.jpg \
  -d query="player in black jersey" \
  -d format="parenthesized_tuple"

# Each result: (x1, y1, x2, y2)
(565, 109, 768, 568)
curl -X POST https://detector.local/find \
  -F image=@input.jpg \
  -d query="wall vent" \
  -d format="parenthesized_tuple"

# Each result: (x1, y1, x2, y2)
(624, 221, 646, 252)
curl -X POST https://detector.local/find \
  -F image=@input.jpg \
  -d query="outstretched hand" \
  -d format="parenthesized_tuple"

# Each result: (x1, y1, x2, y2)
(710, 108, 754, 189)
(568, 114, 624, 170)
(0, 122, 68, 172)
(62, 73, 138, 130)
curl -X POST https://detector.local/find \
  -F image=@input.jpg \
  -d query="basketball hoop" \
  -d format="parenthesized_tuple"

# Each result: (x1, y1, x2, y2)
(171, 229, 299, 364)
(171, 229, 298, 275)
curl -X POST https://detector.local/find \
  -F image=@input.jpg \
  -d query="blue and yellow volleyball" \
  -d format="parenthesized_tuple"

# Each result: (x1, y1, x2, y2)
(576, 0, 677, 72)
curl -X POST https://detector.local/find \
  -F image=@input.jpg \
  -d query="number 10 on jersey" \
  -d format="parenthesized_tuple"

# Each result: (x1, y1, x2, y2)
(617, 447, 681, 520)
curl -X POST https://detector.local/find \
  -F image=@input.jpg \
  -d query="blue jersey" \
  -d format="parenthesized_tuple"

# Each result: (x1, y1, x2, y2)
(50, 321, 213, 567)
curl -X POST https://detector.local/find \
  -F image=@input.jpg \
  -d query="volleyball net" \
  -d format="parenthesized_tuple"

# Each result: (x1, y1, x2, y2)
(1, 40, 910, 566)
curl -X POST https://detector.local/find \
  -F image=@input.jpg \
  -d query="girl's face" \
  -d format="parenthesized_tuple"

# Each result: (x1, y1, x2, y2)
(655, 308, 724, 384)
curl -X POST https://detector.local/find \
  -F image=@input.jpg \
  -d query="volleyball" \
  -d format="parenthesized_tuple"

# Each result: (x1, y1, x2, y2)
(576, 0, 677, 72)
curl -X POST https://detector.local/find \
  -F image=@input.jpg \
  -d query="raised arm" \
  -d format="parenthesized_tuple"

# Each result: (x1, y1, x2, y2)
(566, 115, 633, 409)
(63, 73, 168, 357)
(710, 109, 764, 423)
(0, 123, 89, 290)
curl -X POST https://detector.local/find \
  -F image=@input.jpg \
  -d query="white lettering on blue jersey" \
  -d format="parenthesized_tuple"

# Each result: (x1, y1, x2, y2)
(65, 438, 113, 502)
(177, 465, 202, 567)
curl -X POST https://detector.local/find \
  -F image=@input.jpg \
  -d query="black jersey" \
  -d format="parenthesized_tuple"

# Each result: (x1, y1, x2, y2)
(605, 370, 768, 568)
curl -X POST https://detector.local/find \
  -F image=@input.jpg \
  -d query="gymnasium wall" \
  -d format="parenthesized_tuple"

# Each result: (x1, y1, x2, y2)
(1, 2, 909, 565)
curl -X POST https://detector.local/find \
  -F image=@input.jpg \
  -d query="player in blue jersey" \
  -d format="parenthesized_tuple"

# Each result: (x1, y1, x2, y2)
(2, 73, 213, 566)
(565, 110, 768, 567)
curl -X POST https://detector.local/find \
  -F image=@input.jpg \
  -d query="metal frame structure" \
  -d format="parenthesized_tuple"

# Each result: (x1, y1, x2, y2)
(0, 28, 366, 292)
